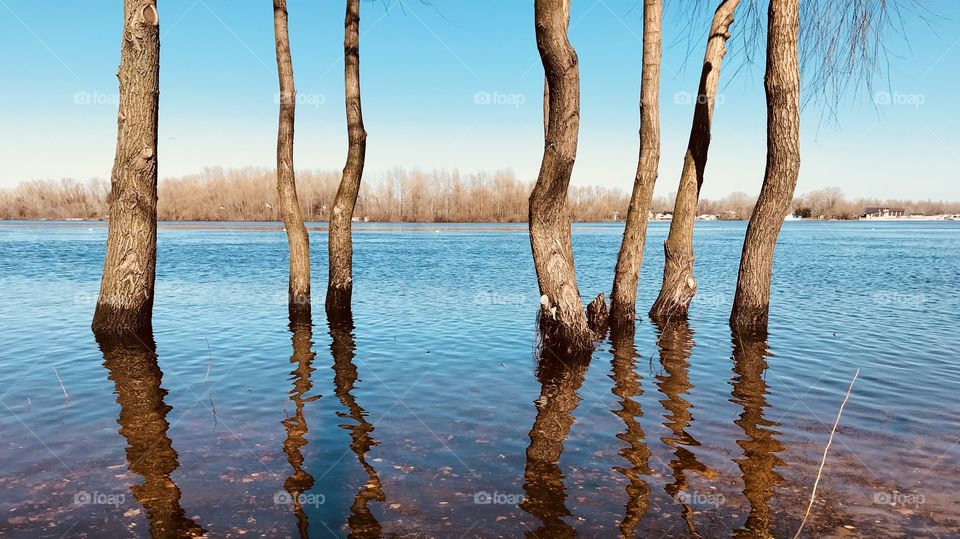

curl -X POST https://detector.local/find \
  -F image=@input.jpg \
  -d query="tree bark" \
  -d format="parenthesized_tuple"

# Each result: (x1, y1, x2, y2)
(609, 0, 663, 327)
(649, 0, 740, 321)
(273, 0, 312, 316)
(92, 0, 161, 335)
(326, 0, 368, 315)
(530, 0, 592, 352)
(730, 0, 800, 331)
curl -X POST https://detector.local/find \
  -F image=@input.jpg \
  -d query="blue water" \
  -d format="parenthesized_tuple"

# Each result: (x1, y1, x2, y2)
(0, 220, 957, 537)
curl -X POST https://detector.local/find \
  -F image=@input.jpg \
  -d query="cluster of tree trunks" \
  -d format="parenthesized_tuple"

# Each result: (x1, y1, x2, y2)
(93, 0, 802, 351)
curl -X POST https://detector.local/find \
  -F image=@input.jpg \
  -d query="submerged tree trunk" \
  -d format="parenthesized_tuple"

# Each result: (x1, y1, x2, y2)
(326, 0, 367, 315)
(730, 0, 800, 331)
(92, 0, 160, 335)
(609, 0, 663, 327)
(649, 0, 740, 321)
(273, 0, 311, 315)
(530, 0, 592, 352)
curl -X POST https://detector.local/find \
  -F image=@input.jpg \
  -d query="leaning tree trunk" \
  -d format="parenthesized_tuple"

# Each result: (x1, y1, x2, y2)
(530, 0, 592, 352)
(730, 0, 800, 331)
(92, 0, 160, 335)
(326, 0, 368, 315)
(609, 0, 663, 327)
(273, 0, 311, 315)
(649, 0, 740, 321)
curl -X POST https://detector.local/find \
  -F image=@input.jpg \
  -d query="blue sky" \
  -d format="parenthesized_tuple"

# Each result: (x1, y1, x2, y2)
(0, 0, 958, 200)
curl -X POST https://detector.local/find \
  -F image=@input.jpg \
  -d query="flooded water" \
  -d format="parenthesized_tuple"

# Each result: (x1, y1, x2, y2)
(0, 220, 957, 537)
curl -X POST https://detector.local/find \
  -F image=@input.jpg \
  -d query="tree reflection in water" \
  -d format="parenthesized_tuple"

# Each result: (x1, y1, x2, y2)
(729, 329, 785, 539)
(328, 310, 384, 538)
(608, 325, 653, 536)
(280, 311, 319, 538)
(97, 331, 206, 537)
(519, 344, 591, 539)
(653, 319, 716, 538)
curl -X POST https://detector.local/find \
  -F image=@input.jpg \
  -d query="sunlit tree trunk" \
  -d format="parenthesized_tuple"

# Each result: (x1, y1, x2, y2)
(649, 0, 740, 320)
(326, 0, 367, 315)
(530, 0, 592, 352)
(730, 0, 800, 331)
(609, 0, 663, 327)
(273, 0, 311, 315)
(92, 0, 160, 334)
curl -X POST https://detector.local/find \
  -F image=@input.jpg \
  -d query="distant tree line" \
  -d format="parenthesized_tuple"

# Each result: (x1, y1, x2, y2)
(1, 170, 955, 222)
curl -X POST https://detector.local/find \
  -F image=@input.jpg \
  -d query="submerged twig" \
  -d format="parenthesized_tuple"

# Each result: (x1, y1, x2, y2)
(794, 368, 860, 538)
(52, 365, 69, 401)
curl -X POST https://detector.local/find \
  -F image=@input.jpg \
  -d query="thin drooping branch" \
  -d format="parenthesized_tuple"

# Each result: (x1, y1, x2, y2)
(649, 0, 741, 321)
(273, 0, 312, 315)
(609, 0, 663, 327)
(93, 0, 161, 335)
(529, 0, 593, 352)
(327, 0, 368, 314)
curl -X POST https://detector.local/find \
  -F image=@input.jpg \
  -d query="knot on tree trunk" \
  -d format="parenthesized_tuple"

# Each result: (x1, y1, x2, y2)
(586, 292, 609, 337)
(124, 4, 159, 52)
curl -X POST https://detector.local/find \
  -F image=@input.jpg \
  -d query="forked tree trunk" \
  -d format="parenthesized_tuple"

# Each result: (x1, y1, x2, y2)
(530, 0, 592, 352)
(730, 0, 800, 331)
(326, 0, 367, 315)
(609, 0, 663, 327)
(649, 0, 740, 321)
(92, 0, 160, 335)
(273, 0, 311, 314)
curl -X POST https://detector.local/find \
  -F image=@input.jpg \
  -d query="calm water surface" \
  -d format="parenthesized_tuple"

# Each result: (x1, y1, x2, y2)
(0, 221, 957, 537)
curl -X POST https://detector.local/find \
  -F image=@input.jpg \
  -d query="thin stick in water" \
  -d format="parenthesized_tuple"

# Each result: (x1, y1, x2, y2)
(793, 368, 860, 538)
(52, 364, 69, 401)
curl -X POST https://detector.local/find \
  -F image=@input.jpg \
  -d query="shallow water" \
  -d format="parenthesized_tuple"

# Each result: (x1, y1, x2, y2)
(0, 220, 957, 537)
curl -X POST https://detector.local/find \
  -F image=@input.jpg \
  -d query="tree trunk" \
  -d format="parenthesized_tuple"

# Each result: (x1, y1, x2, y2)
(92, 1, 160, 335)
(649, 0, 740, 321)
(730, 0, 800, 331)
(273, 0, 311, 315)
(609, 0, 663, 327)
(326, 0, 368, 315)
(530, 0, 592, 352)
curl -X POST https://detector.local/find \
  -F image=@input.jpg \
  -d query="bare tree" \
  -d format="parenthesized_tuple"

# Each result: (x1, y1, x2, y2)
(609, 0, 663, 327)
(273, 0, 311, 314)
(327, 0, 368, 314)
(92, 0, 161, 334)
(730, 0, 800, 331)
(530, 0, 592, 352)
(649, 0, 740, 321)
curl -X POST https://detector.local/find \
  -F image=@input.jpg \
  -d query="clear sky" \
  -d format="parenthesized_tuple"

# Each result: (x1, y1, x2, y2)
(0, 0, 958, 200)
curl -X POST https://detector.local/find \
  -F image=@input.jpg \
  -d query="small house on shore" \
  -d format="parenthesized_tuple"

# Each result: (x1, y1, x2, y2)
(863, 207, 905, 219)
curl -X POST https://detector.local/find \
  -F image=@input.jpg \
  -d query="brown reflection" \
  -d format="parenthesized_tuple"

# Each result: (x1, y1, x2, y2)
(97, 331, 206, 537)
(281, 311, 319, 538)
(328, 310, 384, 538)
(609, 325, 652, 536)
(653, 319, 715, 538)
(519, 346, 592, 539)
(729, 330, 785, 538)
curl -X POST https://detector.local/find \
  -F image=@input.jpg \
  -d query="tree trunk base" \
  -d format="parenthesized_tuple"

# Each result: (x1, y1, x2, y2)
(729, 303, 770, 335)
(649, 273, 696, 321)
(325, 285, 353, 319)
(608, 302, 638, 333)
(537, 308, 594, 356)
(92, 303, 153, 336)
